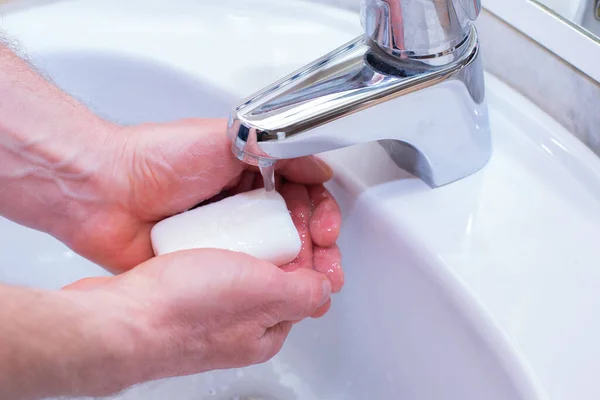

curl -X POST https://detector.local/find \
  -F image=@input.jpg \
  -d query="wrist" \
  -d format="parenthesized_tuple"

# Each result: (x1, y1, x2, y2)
(49, 288, 151, 397)
(0, 115, 119, 239)
(40, 120, 123, 241)
(0, 285, 147, 399)
(0, 44, 123, 241)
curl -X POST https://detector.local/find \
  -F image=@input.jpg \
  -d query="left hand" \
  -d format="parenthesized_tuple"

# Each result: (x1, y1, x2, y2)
(59, 248, 334, 397)
(210, 169, 345, 298)
(60, 118, 343, 292)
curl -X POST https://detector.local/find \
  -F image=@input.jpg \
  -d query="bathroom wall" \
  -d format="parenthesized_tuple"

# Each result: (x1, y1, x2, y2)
(477, 10, 600, 156)
(2, 0, 600, 157)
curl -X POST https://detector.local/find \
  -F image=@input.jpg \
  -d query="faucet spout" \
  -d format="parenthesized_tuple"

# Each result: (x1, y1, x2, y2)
(227, 2, 490, 188)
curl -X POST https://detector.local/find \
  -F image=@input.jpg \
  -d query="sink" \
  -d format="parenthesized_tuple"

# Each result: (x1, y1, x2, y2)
(3, 1, 600, 399)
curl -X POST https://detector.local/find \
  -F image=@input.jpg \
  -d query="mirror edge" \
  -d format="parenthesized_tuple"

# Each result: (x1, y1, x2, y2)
(483, 0, 600, 83)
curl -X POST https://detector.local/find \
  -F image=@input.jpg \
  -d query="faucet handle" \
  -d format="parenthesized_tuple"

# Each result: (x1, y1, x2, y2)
(361, 0, 481, 59)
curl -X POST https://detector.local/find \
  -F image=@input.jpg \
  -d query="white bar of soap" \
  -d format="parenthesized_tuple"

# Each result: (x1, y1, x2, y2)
(150, 188, 301, 266)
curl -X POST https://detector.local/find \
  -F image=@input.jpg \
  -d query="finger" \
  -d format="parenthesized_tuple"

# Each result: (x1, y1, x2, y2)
(61, 276, 112, 291)
(279, 183, 313, 271)
(276, 156, 333, 184)
(224, 173, 243, 191)
(250, 172, 283, 191)
(190, 190, 230, 209)
(253, 172, 264, 190)
(275, 175, 284, 191)
(275, 268, 332, 321)
(247, 156, 333, 185)
(314, 245, 344, 293)
(311, 299, 332, 319)
(308, 185, 342, 247)
(127, 118, 244, 217)
(230, 170, 257, 195)
(194, 170, 279, 209)
(258, 321, 294, 363)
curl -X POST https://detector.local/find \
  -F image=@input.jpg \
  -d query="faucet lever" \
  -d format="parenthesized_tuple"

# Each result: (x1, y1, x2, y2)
(361, 0, 481, 59)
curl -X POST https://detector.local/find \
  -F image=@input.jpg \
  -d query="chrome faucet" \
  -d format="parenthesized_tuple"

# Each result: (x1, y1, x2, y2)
(227, 0, 491, 188)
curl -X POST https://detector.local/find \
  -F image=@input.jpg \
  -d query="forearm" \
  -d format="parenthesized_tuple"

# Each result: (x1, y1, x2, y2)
(0, 283, 143, 400)
(0, 44, 117, 238)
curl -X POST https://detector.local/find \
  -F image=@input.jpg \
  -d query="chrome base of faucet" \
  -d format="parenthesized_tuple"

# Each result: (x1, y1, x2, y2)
(228, 25, 490, 188)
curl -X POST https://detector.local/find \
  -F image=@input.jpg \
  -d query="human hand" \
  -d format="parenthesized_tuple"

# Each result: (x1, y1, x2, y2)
(0, 45, 342, 287)
(60, 118, 343, 292)
(214, 169, 344, 298)
(62, 249, 332, 393)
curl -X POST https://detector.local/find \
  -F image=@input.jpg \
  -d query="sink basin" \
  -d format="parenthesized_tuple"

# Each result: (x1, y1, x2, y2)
(3, 1, 600, 399)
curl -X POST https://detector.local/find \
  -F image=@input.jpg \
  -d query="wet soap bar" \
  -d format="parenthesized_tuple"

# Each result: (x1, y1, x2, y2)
(150, 188, 301, 266)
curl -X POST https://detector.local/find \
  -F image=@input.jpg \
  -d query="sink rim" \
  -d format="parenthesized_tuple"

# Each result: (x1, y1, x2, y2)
(4, 1, 600, 399)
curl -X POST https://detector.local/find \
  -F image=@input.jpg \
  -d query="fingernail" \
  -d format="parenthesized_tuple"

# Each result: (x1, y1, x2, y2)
(316, 157, 333, 178)
(320, 278, 332, 307)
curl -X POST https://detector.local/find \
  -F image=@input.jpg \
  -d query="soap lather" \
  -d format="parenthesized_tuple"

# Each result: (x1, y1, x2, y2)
(150, 188, 302, 266)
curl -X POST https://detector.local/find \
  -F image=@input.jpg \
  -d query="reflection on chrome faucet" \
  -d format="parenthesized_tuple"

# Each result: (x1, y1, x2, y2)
(227, 0, 491, 188)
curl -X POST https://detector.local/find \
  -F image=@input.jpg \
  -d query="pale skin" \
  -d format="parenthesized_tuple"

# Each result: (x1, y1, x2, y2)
(0, 43, 344, 400)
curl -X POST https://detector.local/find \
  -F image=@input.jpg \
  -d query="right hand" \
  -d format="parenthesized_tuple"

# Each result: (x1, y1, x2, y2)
(55, 118, 339, 275)
(63, 248, 332, 387)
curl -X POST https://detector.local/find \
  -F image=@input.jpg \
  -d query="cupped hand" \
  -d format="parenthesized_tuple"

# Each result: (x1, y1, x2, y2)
(63, 249, 332, 387)
(215, 169, 344, 298)
(64, 119, 342, 288)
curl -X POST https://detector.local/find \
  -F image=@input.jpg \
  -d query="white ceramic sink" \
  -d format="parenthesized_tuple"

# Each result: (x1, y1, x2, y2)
(3, 1, 600, 399)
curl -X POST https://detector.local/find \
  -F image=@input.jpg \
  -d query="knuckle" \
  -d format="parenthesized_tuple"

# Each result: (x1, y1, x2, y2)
(260, 343, 282, 364)
(229, 336, 261, 366)
(237, 325, 271, 364)
(305, 276, 324, 313)
(246, 339, 270, 364)
(258, 326, 290, 363)
(284, 270, 323, 318)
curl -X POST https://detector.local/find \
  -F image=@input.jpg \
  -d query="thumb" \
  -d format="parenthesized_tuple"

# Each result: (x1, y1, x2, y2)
(61, 276, 113, 291)
(122, 118, 244, 215)
(275, 269, 332, 322)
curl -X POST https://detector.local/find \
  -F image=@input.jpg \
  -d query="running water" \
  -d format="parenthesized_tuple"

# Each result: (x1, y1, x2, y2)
(259, 163, 276, 192)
